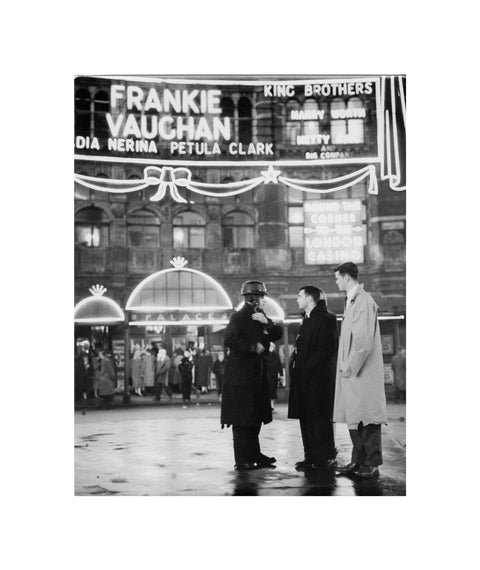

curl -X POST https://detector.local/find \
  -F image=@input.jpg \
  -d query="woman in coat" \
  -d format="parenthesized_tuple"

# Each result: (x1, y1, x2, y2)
(97, 350, 116, 408)
(196, 350, 213, 393)
(142, 349, 156, 395)
(220, 280, 282, 470)
(131, 347, 144, 396)
(170, 350, 184, 393)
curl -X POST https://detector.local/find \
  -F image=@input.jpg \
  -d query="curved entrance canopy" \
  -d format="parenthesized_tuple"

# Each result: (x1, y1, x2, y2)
(235, 297, 285, 322)
(126, 257, 233, 315)
(74, 285, 124, 324)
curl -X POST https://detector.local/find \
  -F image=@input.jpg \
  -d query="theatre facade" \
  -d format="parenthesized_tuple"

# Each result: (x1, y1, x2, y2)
(74, 75, 406, 393)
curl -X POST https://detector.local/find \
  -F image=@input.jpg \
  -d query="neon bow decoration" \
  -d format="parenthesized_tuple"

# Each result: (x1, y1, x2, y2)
(145, 166, 191, 202)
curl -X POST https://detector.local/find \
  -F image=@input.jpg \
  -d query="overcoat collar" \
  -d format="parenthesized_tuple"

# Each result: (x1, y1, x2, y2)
(304, 300, 327, 319)
(348, 283, 364, 304)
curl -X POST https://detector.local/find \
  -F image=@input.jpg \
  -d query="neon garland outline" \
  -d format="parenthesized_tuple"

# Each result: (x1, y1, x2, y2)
(379, 76, 406, 192)
(75, 164, 378, 202)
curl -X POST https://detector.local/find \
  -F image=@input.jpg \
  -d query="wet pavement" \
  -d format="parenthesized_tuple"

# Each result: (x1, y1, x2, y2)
(75, 402, 406, 496)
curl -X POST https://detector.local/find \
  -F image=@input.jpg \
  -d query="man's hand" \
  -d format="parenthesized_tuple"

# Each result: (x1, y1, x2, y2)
(251, 312, 268, 324)
(256, 342, 265, 354)
(340, 367, 352, 378)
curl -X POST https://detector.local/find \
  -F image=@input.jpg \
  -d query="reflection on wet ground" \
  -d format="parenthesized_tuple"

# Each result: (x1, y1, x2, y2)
(230, 466, 405, 496)
(75, 404, 406, 496)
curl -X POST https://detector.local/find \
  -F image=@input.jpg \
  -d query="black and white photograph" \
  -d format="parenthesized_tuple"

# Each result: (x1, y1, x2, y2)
(73, 74, 406, 496)
(5, 2, 480, 569)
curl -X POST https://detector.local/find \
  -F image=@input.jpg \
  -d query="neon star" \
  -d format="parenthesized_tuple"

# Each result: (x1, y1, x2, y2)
(261, 165, 281, 184)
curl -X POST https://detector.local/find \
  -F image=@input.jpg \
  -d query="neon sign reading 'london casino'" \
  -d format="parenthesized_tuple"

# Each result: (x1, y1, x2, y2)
(74, 77, 380, 165)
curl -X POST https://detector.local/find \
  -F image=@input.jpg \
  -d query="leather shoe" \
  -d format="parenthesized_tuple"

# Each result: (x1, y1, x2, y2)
(311, 459, 337, 470)
(335, 462, 360, 475)
(295, 460, 314, 470)
(255, 453, 276, 467)
(352, 465, 379, 479)
(234, 462, 256, 471)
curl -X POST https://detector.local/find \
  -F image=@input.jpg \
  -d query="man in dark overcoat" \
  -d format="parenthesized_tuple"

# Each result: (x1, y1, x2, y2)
(288, 285, 339, 470)
(221, 280, 283, 471)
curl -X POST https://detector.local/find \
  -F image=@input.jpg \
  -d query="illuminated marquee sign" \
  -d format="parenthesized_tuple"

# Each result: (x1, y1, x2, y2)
(74, 76, 380, 167)
(304, 199, 366, 265)
(129, 311, 230, 325)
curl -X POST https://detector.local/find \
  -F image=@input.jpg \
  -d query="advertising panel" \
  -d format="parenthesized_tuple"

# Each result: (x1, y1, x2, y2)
(304, 199, 366, 265)
(74, 76, 380, 167)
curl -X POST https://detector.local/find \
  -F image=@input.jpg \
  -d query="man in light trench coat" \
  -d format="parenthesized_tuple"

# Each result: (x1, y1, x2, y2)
(333, 262, 387, 479)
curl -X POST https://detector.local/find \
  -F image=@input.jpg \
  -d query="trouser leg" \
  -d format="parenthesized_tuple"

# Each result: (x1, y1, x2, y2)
(232, 425, 261, 465)
(300, 418, 336, 464)
(349, 422, 382, 466)
(299, 420, 312, 461)
(250, 424, 261, 459)
(349, 426, 367, 465)
(360, 423, 382, 466)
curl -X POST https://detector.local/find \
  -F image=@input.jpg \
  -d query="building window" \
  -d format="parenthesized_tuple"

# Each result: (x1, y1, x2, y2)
(220, 97, 235, 139)
(302, 98, 320, 136)
(222, 210, 254, 248)
(238, 97, 252, 143)
(75, 89, 91, 136)
(286, 99, 301, 145)
(172, 211, 205, 248)
(330, 97, 365, 144)
(256, 101, 283, 144)
(93, 90, 110, 137)
(346, 97, 364, 143)
(288, 205, 305, 247)
(75, 206, 109, 247)
(330, 98, 347, 144)
(127, 209, 160, 248)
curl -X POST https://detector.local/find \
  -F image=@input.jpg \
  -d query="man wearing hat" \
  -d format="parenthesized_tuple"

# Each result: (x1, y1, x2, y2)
(221, 280, 283, 470)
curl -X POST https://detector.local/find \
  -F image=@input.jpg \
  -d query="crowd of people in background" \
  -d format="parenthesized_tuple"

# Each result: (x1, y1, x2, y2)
(74, 340, 286, 406)
(74, 341, 117, 408)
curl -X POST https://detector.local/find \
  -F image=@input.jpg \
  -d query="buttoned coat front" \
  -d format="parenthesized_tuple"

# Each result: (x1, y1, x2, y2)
(220, 303, 282, 427)
(288, 301, 338, 420)
(333, 285, 387, 429)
